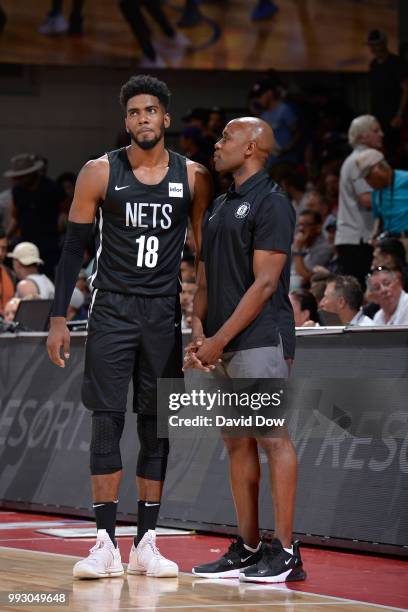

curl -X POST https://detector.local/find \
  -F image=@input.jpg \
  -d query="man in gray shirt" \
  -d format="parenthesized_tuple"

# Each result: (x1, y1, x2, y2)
(335, 114, 383, 287)
(291, 210, 333, 288)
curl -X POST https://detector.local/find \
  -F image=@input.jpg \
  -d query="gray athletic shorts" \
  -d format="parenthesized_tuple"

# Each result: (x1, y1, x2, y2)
(215, 342, 290, 380)
(210, 343, 289, 438)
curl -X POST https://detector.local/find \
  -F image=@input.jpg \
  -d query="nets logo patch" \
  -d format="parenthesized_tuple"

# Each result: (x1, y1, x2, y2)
(169, 182, 183, 198)
(235, 202, 250, 219)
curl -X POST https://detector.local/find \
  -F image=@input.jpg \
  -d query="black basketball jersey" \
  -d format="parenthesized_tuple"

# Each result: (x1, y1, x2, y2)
(91, 147, 191, 295)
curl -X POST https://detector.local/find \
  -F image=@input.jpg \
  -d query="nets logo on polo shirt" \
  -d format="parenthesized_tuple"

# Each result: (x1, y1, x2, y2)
(235, 202, 251, 219)
(169, 182, 183, 198)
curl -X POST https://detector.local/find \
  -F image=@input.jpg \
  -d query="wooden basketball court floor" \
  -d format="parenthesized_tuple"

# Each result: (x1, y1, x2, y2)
(0, 511, 407, 612)
(0, 0, 398, 71)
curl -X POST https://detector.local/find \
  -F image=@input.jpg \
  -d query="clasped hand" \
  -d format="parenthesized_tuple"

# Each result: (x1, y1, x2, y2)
(183, 335, 224, 372)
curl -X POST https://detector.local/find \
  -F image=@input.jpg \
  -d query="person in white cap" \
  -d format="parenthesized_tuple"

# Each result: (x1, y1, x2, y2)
(7, 242, 55, 299)
(355, 148, 408, 257)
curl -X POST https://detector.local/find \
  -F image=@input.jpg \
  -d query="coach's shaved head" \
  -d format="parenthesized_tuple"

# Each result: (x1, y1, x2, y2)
(213, 116, 275, 177)
(229, 117, 274, 157)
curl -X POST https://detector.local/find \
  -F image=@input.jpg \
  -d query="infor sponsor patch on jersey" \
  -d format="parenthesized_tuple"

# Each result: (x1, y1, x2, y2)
(169, 182, 183, 198)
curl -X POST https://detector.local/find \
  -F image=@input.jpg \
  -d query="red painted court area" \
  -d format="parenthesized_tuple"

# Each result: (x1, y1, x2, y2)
(0, 511, 407, 610)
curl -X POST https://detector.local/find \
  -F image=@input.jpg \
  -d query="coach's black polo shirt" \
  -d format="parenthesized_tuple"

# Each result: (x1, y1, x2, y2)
(201, 169, 296, 357)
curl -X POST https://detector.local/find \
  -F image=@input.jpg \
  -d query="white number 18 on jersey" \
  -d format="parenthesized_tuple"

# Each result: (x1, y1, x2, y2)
(135, 235, 159, 268)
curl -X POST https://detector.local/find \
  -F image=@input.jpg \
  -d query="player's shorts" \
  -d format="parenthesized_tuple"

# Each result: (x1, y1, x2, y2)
(215, 340, 290, 380)
(212, 342, 290, 438)
(81, 290, 182, 415)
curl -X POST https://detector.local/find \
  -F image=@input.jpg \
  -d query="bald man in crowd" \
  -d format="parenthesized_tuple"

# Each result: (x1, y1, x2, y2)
(184, 118, 306, 583)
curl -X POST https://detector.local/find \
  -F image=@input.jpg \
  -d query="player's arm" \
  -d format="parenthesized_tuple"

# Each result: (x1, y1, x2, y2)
(191, 261, 208, 340)
(187, 161, 213, 265)
(195, 250, 287, 365)
(47, 158, 109, 368)
(183, 261, 212, 371)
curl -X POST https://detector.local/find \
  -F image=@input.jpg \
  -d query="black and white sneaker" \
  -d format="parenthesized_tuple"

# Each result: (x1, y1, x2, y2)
(240, 539, 306, 583)
(192, 537, 262, 579)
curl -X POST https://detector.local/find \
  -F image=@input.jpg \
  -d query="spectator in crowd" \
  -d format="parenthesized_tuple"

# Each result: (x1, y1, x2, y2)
(280, 171, 308, 218)
(289, 289, 319, 327)
(291, 210, 333, 288)
(182, 107, 209, 131)
(179, 126, 211, 168)
(309, 270, 336, 303)
(355, 149, 408, 256)
(367, 29, 408, 163)
(335, 115, 384, 288)
(7, 242, 55, 299)
(75, 268, 88, 293)
(249, 79, 301, 172)
(182, 107, 216, 161)
(0, 182, 12, 230)
(372, 237, 408, 290)
(180, 279, 196, 330)
(38, 0, 84, 35)
(55, 171, 77, 240)
(325, 219, 337, 248)
(323, 171, 340, 215)
(5, 154, 66, 279)
(303, 190, 336, 237)
(67, 286, 86, 321)
(0, 226, 15, 316)
(16, 280, 40, 300)
(180, 255, 195, 283)
(368, 266, 408, 325)
(319, 275, 374, 326)
(206, 106, 226, 142)
(3, 297, 20, 322)
(57, 171, 77, 213)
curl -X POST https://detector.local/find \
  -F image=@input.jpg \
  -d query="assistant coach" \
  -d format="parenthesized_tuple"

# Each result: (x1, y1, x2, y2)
(185, 117, 306, 584)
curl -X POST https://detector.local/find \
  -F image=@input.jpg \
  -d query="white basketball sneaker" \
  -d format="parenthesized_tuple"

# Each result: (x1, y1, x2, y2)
(73, 529, 124, 579)
(127, 530, 178, 578)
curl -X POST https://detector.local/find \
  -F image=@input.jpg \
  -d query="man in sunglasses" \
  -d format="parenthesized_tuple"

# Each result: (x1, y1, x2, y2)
(367, 266, 408, 325)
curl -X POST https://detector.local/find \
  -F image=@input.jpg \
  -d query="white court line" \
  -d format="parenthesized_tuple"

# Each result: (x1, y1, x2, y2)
(0, 546, 83, 559)
(179, 572, 407, 612)
(0, 521, 91, 530)
(117, 604, 389, 610)
(279, 586, 408, 612)
(0, 538, 76, 542)
(0, 550, 405, 612)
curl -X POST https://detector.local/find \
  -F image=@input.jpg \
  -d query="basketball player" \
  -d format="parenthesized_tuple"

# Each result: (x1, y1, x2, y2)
(47, 75, 212, 579)
(184, 117, 306, 583)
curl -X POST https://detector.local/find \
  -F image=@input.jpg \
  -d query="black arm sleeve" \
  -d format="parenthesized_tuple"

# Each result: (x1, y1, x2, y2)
(50, 221, 94, 317)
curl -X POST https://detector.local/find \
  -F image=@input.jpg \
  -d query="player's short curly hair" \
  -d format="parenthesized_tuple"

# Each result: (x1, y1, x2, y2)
(119, 75, 171, 111)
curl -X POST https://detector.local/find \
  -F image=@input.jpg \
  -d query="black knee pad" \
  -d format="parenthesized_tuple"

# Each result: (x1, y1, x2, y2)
(90, 411, 125, 475)
(136, 415, 169, 481)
